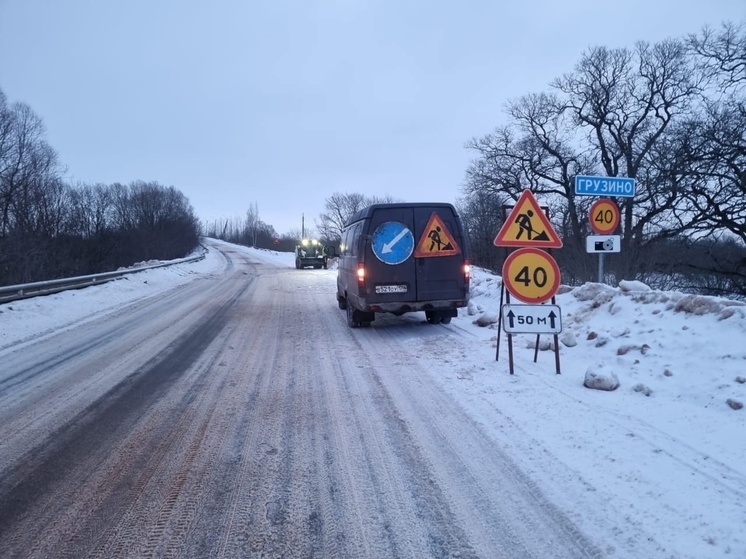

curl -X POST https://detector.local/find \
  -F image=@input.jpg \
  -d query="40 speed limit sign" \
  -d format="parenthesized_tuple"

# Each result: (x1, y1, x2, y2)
(502, 248, 561, 304)
(588, 199, 620, 235)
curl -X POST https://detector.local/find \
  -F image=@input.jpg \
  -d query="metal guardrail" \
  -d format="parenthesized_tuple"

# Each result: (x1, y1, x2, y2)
(0, 246, 207, 304)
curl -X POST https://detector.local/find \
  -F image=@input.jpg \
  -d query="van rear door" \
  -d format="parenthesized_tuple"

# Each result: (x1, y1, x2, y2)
(412, 207, 467, 302)
(365, 206, 418, 304)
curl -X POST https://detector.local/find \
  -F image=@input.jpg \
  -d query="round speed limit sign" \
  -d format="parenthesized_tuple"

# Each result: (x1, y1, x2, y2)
(502, 248, 561, 304)
(589, 199, 620, 235)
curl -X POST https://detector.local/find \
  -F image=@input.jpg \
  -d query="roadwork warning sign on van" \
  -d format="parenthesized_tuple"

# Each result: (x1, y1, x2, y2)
(415, 212, 462, 257)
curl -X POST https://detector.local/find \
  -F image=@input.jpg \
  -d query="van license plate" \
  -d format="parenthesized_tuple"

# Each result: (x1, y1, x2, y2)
(376, 284, 407, 294)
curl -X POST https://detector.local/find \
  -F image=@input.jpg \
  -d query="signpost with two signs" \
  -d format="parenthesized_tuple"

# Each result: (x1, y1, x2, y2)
(575, 175, 634, 282)
(493, 189, 563, 375)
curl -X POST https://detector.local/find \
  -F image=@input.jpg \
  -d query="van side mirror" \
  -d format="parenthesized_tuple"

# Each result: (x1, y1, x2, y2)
(326, 245, 338, 257)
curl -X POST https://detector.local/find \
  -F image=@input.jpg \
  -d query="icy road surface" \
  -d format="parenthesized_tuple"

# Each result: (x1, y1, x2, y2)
(0, 242, 603, 558)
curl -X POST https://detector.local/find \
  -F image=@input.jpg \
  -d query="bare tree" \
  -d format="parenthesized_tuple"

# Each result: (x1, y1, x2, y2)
(245, 202, 259, 247)
(68, 183, 107, 238)
(465, 92, 595, 259)
(465, 37, 706, 283)
(316, 192, 399, 242)
(676, 23, 746, 243)
(93, 180, 200, 263)
(0, 88, 201, 284)
(0, 94, 71, 282)
(552, 39, 703, 281)
(455, 189, 508, 272)
(688, 21, 745, 92)
(0, 100, 51, 237)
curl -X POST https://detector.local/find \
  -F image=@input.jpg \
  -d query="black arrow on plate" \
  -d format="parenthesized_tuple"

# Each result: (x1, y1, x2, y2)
(548, 310, 557, 329)
(506, 310, 516, 328)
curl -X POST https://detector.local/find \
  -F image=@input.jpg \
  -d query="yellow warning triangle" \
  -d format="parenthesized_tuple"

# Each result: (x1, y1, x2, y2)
(493, 190, 563, 248)
(415, 212, 462, 257)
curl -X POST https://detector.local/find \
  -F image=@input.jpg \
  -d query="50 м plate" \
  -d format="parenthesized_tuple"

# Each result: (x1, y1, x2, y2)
(502, 304, 562, 334)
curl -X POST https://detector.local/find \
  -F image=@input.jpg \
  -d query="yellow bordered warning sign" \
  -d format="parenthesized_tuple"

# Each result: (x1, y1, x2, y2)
(493, 189, 563, 248)
(415, 212, 462, 257)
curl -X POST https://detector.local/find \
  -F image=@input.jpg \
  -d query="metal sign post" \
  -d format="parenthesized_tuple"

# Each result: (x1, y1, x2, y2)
(496, 280, 505, 361)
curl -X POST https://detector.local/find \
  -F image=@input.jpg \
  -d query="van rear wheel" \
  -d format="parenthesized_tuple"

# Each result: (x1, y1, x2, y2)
(426, 311, 452, 324)
(346, 302, 360, 328)
(346, 301, 373, 328)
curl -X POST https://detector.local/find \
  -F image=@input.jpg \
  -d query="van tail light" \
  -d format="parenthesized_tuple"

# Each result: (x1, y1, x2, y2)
(357, 263, 366, 288)
(463, 260, 471, 286)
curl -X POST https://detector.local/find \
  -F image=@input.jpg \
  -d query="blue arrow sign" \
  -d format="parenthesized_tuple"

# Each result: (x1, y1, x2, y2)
(371, 221, 414, 265)
(575, 175, 636, 197)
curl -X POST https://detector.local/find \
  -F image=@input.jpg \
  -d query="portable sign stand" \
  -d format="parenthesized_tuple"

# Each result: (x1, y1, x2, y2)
(493, 190, 562, 375)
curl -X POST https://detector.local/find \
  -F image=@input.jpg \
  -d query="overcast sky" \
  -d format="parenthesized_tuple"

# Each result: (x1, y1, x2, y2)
(1, 1, 743, 236)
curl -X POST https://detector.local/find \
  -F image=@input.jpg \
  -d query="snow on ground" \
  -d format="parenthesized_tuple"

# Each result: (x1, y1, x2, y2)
(0, 245, 225, 351)
(434, 271, 746, 558)
(1, 238, 745, 558)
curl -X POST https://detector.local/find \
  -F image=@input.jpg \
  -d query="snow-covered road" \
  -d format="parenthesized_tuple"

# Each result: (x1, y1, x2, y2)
(0, 241, 600, 558)
(1, 239, 744, 558)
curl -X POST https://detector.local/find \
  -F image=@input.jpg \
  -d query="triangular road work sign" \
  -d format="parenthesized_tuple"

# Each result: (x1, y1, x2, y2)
(415, 212, 462, 257)
(493, 190, 563, 248)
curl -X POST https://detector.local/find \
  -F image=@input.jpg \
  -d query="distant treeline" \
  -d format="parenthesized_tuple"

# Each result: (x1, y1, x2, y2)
(0, 88, 199, 286)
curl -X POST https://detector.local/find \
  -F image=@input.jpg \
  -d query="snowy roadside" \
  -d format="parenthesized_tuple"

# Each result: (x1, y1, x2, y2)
(0, 244, 228, 351)
(417, 269, 746, 558)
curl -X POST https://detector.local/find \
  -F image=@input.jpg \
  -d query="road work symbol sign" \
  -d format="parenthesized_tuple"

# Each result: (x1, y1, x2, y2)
(372, 221, 415, 265)
(494, 190, 563, 248)
(415, 212, 462, 257)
